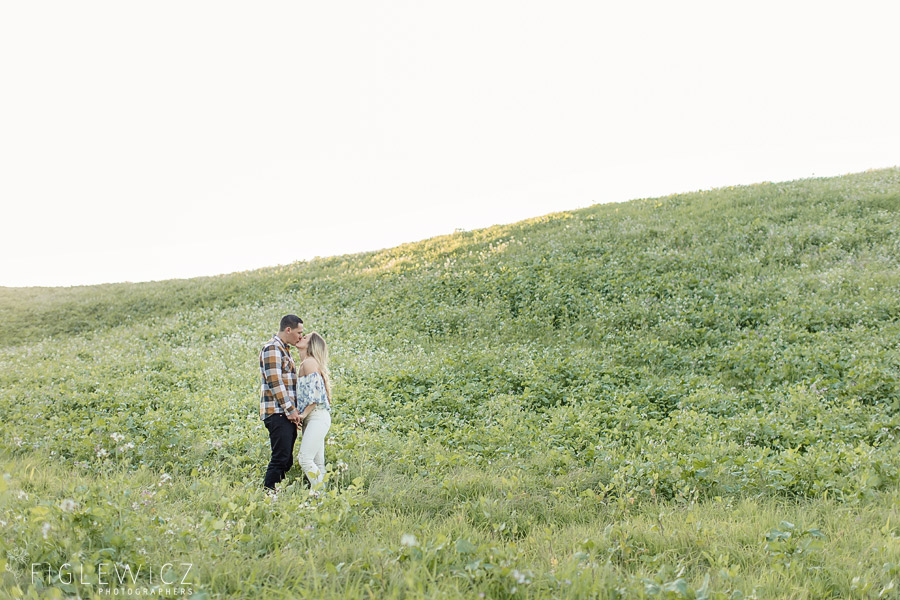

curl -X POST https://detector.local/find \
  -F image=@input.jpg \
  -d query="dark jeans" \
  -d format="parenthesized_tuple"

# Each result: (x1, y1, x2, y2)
(263, 414, 297, 490)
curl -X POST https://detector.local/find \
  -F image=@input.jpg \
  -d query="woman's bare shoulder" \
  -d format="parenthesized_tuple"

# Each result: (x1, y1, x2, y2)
(300, 357, 320, 375)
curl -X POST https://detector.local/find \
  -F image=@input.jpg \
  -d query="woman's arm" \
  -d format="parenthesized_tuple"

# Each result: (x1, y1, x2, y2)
(298, 402, 316, 421)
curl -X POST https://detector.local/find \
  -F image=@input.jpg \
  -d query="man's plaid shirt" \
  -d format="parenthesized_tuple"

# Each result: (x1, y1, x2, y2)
(259, 334, 298, 420)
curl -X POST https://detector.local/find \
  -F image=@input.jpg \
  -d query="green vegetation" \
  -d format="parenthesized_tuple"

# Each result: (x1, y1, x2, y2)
(1, 168, 899, 598)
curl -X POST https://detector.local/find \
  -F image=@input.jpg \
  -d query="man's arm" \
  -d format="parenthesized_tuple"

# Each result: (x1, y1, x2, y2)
(262, 346, 298, 418)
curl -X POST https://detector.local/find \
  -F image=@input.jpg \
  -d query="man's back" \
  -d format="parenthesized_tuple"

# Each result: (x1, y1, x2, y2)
(259, 333, 298, 420)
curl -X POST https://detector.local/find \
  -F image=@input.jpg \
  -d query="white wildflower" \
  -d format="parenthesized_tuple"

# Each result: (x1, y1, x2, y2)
(110, 433, 125, 443)
(159, 472, 173, 486)
(95, 447, 109, 458)
(60, 499, 77, 512)
(41, 522, 51, 539)
(400, 534, 418, 547)
(511, 569, 530, 584)
(16, 490, 28, 500)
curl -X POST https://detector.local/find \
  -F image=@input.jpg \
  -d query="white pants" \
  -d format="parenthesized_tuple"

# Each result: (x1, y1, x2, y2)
(298, 407, 331, 490)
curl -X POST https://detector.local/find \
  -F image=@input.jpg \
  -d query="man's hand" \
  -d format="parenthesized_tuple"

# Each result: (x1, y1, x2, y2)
(286, 411, 301, 425)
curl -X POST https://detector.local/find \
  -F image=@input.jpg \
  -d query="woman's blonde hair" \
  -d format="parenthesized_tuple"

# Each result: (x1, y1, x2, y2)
(306, 332, 332, 402)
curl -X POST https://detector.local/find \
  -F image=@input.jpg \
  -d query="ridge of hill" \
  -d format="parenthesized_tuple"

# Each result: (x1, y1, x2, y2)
(2, 168, 898, 348)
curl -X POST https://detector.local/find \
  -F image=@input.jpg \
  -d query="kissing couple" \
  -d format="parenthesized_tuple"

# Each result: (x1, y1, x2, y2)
(259, 314, 333, 495)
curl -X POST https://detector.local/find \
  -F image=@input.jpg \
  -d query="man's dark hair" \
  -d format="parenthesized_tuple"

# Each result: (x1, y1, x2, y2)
(280, 315, 303, 331)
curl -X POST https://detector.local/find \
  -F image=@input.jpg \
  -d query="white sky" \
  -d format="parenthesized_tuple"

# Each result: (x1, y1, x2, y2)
(2, 1, 898, 287)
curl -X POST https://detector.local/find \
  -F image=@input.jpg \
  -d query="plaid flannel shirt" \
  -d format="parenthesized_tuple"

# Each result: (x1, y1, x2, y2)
(259, 334, 298, 420)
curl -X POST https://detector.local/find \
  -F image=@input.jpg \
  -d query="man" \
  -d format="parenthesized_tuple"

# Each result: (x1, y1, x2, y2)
(260, 314, 304, 491)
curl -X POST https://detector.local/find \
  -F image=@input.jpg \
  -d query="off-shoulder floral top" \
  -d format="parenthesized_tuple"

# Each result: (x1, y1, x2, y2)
(295, 372, 331, 413)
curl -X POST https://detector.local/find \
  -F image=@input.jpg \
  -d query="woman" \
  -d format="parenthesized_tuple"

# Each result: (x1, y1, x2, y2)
(295, 332, 332, 493)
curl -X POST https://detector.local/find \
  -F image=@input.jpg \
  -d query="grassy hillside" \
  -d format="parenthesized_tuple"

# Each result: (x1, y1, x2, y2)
(1, 168, 899, 598)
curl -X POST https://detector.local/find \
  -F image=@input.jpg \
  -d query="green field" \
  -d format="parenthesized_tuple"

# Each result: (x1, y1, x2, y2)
(2, 168, 899, 599)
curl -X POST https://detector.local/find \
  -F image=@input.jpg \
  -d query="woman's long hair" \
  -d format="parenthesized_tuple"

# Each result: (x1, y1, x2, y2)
(306, 332, 332, 402)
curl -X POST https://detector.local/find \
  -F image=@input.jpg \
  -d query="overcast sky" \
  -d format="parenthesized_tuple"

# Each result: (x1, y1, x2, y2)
(2, 1, 898, 287)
